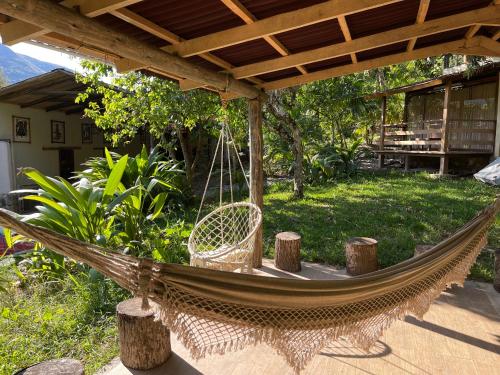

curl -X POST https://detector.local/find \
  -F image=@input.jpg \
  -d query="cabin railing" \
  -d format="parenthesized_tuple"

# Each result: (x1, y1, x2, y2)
(378, 119, 496, 153)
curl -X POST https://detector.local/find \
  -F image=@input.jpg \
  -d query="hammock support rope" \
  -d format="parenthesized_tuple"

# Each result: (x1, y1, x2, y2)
(0, 198, 498, 373)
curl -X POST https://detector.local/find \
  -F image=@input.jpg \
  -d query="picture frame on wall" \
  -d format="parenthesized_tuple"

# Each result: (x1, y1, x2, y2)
(82, 123, 92, 144)
(12, 116, 31, 143)
(51, 120, 65, 144)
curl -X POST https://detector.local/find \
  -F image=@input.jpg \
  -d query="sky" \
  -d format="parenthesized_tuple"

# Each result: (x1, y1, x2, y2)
(11, 42, 84, 72)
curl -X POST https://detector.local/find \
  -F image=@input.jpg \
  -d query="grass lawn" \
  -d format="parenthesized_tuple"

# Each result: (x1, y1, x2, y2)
(263, 171, 499, 281)
(0, 170, 497, 374)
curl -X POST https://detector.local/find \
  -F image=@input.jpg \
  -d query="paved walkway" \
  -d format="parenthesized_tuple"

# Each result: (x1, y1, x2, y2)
(101, 259, 500, 375)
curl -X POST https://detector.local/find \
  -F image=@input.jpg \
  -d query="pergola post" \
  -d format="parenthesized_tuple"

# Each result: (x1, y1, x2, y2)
(439, 81, 452, 175)
(248, 97, 264, 268)
(378, 96, 387, 169)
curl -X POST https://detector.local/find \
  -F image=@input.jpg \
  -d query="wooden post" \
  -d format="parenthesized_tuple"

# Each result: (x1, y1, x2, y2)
(275, 232, 301, 272)
(494, 249, 500, 293)
(378, 96, 387, 169)
(494, 71, 500, 158)
(116, 298, 171, 370)
(439, 81, 451, 175)
(248, 97, 264, 268)
(345, 237, 378, 275)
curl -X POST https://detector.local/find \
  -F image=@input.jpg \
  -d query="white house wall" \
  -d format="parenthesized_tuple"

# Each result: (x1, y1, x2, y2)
(0, 102, 104, 188)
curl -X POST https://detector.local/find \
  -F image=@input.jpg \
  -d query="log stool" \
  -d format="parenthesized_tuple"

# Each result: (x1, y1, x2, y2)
(274, 231, 301, 272)
(345, 237, 378, 276)
(117, 298, 171, 370)
(414, 244, 434, 257)
(15, 358, 84, 375)
(494, 249, 500, 293)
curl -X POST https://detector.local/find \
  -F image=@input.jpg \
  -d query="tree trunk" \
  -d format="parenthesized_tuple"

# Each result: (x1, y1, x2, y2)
(177, 127, 194, 190)
(291, 126, 304, 199)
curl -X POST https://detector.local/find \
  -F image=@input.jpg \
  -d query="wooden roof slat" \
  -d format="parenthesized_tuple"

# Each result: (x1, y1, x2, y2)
(0, 0, 261, 99)
(109, 6, 264, 88)
(407, 0, 430, 52)
(261, 38, 488, 91)
(220, 0, 308, 75)
(0, 0, 143, 45)
(231, 6, 499, 79)
(165, 0, 402, 57)
(337, 15, 357, 63)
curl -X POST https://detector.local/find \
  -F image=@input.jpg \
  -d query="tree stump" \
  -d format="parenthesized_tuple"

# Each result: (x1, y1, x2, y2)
(274, 232, 301, 272)
(494, 249, 500, 293)
(117, 298, 171, 370)
(414, 244, 434, 257)
(15, 358, 84, 375)
(345, 237, 378, 276)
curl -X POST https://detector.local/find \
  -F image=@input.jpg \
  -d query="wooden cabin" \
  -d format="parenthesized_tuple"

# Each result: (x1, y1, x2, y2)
(375, 63, 500, 175)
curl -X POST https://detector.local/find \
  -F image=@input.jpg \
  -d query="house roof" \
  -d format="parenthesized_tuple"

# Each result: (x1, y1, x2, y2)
(0, 1, 498, 97)
(0, 69, 94, 115)
(367, 61, 500, 98)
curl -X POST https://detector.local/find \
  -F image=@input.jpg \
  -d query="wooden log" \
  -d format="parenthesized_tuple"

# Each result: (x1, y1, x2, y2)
(345, 237, 378, 275)
(414, 244, 434, 257)
(274, 231, 301, 272)
(494, 249, 500, 293)
(249, 97, 264, 268)
(15, 358, 84, 375)
(117, 298, 171, 370)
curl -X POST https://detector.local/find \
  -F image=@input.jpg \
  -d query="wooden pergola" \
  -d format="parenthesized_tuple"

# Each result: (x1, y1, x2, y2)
(1, 0, 499, 267)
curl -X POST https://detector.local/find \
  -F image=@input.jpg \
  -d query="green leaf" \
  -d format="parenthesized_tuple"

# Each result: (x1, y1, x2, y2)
(148, 193, 167, 220)
(103, 155, 128, 199)
(105, 148, 114, 169)
(22, 195, 70, 217)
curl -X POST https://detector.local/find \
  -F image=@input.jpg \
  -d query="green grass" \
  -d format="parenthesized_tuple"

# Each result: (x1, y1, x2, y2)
(0, 270, 129, 375)
(263, 171, 499, 281)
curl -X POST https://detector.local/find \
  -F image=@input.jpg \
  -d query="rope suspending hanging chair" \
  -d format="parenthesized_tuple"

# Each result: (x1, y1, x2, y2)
(188, 102, 262, 273)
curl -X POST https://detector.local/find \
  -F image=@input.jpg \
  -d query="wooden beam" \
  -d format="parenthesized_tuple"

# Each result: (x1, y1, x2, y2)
(20, 94, 66, 108)
(80, 0, 144, 18)
(0, 0, 261, 99)
(220, 0, 308, 75)
(465, 24, 481, 39)
(493, 29, 500, 40)
(337, 15, 357, 63)
(248, 97, 263, 268)
(378, 96, 386, 168)
(233, 6, 499, 79)
(439, 81, 451, 175)
(407, 0, 430, 51)
(166, 0, 402, 57)
(0, 0, 143, 45)
(0, 19, 47, 45)
(45, 101, 80, 112)
(261, 39, 482, 91)
(449, 36, 500, 56)
(36, 33, 121, 63)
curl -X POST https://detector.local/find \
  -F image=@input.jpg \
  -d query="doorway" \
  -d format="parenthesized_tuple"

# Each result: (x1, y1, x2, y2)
(59, 149, 74, 180)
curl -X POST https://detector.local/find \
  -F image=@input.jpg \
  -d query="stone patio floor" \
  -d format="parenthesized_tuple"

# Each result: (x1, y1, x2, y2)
(101, 259, 500, 375)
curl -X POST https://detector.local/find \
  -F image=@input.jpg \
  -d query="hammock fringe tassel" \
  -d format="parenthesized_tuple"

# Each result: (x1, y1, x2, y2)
(0, 198, 497, 374)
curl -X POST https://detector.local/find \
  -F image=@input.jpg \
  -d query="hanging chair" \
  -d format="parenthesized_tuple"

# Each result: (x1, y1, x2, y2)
(188, 107, 262, 273)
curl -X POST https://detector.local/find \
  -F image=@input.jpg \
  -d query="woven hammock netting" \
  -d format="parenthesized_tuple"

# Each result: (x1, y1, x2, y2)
(0, 198, 498, 373)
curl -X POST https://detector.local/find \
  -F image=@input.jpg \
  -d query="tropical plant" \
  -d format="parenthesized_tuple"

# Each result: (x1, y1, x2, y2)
(305, 139, 369, 182)
(77, 145, 185, 211)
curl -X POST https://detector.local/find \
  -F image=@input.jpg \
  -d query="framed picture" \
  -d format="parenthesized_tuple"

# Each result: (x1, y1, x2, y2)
(12, 116, 31, 143)
(51, 120, 65, 143)
(81, 123, 92, 144)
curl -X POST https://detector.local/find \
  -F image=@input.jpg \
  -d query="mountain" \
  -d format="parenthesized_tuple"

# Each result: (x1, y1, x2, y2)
(0, 44, 63, 84)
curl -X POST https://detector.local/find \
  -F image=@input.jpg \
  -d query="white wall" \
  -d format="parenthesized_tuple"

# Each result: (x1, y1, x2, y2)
(0, 102, 104, 188)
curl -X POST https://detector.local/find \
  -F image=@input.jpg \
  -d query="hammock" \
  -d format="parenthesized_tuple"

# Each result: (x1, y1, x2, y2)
(0, 199, 498, 373)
